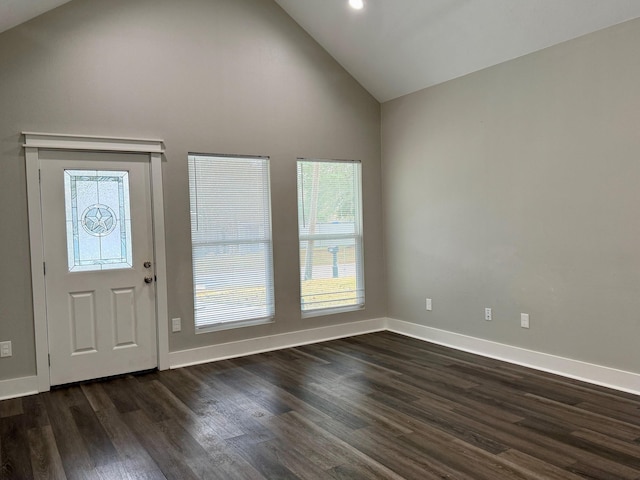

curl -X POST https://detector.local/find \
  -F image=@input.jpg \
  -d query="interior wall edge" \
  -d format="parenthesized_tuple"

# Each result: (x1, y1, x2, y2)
(387, 318, 640, 397)
(3, 317, 639, 401)
(0, 375, 38, 401)
(169, 317, 387, 369)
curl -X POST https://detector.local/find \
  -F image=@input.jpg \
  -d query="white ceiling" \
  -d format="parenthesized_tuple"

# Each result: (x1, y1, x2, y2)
(275, 0, 640, 102)
(2, 1, 640, 102)
(0, 0, 71, 35)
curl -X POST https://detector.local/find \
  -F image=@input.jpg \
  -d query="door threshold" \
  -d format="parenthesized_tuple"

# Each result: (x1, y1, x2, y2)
(50, 368, 158, 390)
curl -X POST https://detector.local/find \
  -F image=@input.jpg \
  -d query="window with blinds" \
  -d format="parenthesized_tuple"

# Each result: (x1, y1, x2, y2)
(297, 159, 364, 315)
(188, 154, 274, 330)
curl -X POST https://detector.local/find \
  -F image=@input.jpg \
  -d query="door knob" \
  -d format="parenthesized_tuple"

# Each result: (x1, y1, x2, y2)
(143, 261, 152, 268)
(144, 276, 154, 284)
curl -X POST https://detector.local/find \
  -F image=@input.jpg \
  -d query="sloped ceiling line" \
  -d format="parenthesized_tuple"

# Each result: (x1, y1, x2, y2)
(2, 0, 640, 102)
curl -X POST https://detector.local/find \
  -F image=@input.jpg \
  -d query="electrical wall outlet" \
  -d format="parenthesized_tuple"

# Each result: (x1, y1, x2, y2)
(426, 298, 432, 311)
(484, 307, 492, 321)
(0, 341, 12, 358)
(521, 313, 530, 329)
(171, 318, 182, 333)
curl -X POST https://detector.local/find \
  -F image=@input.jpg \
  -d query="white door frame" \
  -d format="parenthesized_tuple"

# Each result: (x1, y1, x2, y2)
(24, 132, 170, 392)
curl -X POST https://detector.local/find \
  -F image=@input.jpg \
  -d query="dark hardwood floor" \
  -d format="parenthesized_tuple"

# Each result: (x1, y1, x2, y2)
(1, 332, 640, 479)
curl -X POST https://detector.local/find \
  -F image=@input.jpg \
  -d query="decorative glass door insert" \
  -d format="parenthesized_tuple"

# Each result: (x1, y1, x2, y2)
(64, 170, 133, 271)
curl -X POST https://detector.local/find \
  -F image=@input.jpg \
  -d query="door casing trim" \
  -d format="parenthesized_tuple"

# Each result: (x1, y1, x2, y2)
(24, 132, 170, 392)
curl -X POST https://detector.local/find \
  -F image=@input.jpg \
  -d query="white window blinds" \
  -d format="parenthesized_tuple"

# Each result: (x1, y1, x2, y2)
(297, 159, 365, 314)
(188, 154, 274, 329)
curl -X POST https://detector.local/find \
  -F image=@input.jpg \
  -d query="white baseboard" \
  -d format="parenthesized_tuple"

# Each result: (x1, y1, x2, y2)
(387, 318, 640, 397)
(169, 318, 387, 369)
(0, 375, 39, 401)
(3, 317, 637, 400)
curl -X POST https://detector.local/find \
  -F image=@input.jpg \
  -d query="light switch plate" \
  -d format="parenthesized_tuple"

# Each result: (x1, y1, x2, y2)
(0, 341, 12, 358)
(171, 318, 182, 333)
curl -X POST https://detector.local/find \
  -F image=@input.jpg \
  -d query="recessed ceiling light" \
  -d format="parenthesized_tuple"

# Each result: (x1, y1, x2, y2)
(349, 0, 364, 10)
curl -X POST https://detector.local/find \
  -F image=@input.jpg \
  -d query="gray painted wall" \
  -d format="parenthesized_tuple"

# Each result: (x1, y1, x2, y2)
(382, 18, 640, 374)
(0, 0, 384, 381)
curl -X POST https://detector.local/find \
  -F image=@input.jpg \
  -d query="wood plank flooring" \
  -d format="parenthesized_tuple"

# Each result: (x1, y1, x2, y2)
(1, 331, 639, 479)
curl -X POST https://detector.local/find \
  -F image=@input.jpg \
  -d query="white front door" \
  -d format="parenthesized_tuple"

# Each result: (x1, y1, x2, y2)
(39, 150, 157, 386)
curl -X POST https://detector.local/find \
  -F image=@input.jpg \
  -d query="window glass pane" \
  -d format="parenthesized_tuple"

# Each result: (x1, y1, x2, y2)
(297, 160, 364, 313)
(188, 154, 274, 329)
(64, 170, 132, 272)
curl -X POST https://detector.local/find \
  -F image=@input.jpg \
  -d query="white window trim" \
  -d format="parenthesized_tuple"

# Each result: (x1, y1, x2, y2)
(301, 304, 365, 319)
(23, 132, 169, 392)
(196, 316, 275, 334)
(297, 158, 365, 317)
(188, 153, 275, 331)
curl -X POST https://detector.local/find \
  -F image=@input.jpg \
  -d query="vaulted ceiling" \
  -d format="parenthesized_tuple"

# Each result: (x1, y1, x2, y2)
(2, 0, 640, 102)
(274, 0, 640, 101)
(0, 0, 71, 35)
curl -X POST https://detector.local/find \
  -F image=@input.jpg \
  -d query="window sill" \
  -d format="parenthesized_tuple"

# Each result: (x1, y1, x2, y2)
(196, 316, 274, 334)
(301, 304, 364, 319)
